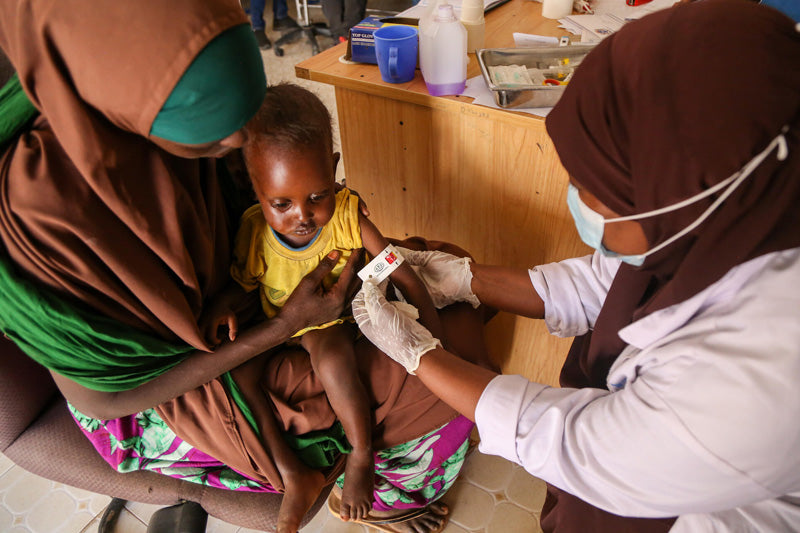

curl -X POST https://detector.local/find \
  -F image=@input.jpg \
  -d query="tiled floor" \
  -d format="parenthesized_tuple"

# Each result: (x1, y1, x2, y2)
(1, 442, 546, 533)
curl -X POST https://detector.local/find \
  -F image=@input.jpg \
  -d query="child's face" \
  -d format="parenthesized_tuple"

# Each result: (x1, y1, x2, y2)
(250, 146, 338, 248)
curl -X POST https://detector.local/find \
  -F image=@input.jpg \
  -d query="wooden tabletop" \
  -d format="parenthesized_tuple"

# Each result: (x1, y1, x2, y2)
(295, 0, 567, 117)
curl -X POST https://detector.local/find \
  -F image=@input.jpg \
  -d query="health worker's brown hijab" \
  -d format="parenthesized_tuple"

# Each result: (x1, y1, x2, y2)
(546, 0, 800, 388)
(0, 0, 249, 348)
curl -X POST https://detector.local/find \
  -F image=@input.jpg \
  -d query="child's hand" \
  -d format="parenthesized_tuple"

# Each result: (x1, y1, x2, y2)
(199, 308, 239, 347)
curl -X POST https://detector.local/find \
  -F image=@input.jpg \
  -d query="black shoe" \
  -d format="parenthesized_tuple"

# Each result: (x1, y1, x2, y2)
(272, 16, 300, 31)
(253, 29, 272, 50)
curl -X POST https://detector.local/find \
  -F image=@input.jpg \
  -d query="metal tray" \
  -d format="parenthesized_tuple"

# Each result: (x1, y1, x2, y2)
(477, 46, 596, 109)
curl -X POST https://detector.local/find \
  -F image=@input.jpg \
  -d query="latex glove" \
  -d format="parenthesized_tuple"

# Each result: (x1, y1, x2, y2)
(352, 279, 442, 374)
(396, 247, 480, 309)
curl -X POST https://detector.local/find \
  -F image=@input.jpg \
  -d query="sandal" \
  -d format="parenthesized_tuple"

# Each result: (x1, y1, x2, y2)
(327, 489, 449, 533)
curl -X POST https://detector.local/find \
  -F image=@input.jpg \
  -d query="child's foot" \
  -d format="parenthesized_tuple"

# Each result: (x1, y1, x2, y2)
(276, 466, 327, 533)
(331, 486, 450, 533)
(340, 447, 375, 522)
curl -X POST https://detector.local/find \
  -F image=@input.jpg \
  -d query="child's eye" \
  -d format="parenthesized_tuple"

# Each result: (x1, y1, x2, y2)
(310, 193, 329, 203)
(272, 202, 290, 210)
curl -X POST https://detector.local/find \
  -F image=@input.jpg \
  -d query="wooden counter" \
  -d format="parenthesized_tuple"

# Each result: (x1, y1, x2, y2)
(296, 0, 590, 387)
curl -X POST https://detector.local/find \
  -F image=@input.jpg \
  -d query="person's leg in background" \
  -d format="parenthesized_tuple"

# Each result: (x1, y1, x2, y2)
(321, 0, 346, 41)
(322, 0, 365, 42)
(247, 0, 272, 50)
(342, 0, 366, 40)
(272, 0, 299, 31)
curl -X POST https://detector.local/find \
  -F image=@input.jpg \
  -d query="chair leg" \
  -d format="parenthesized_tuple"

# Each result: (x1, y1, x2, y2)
(274, 27, 304, 56)
(305, 27, 321, 55)
(274, 23, 332, 56)
(98, 498, 127, 533)
(146, 501, 208, 533)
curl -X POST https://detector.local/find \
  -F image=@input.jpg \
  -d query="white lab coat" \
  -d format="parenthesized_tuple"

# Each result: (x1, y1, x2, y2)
(475, 248, 800, 532)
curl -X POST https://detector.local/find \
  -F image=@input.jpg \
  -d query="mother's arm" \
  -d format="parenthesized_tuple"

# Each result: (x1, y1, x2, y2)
(53, 249, 363, 420)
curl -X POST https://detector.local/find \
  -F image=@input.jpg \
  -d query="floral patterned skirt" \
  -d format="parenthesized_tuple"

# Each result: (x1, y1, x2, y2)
(70, 404, 473, 510)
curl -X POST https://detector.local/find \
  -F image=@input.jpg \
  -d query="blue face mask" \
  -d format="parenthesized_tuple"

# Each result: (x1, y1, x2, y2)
(566, 183, 647, 265)
(566, 129, 789, 267)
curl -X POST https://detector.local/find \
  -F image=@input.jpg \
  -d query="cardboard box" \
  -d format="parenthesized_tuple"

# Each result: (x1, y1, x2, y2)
(348, 16, 383, 64)
(346, 16, 418, 65)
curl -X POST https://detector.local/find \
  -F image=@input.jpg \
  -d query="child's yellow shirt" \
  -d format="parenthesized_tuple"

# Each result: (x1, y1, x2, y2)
(231, 188, 362, 336)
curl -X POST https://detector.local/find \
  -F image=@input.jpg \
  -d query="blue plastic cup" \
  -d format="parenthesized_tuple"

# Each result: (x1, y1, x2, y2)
(373, 26, 418, 84)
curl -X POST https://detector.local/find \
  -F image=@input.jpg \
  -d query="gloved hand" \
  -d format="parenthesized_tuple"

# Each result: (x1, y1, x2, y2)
(396, 247, 480, 309)
(352, 279, 442, 374)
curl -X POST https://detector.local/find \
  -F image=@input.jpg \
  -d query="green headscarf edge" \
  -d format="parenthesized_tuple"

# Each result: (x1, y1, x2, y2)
(149, 23, 267, 145)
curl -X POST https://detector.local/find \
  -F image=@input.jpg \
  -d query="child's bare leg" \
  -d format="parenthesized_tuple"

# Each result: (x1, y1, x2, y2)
(302, 325, 374, 522)
(231, 354, 328, 533)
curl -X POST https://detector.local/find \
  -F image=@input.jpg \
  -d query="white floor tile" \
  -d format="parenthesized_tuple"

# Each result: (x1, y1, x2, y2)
(299, 500, 333, 532)
(27, 489, 95, 533)
(80, 515, 101, 533)
(0, 500, 16, 532)
(0, 453, 14, 476)
(124, 500, 164, 525)
(442, 522, 471, 533)
(205, 515, 243, 533)
(442, 482, 496, 530)
(112, 508, 149, 533)
(0, 465, 52, 514)
(505, 464, 547, 513)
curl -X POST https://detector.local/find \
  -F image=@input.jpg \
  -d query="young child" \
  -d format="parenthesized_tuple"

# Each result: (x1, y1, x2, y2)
(201, 83, 443, 532)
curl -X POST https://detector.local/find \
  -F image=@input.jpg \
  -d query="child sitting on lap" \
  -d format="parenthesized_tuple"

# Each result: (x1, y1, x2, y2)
(201, 83, 443, 532)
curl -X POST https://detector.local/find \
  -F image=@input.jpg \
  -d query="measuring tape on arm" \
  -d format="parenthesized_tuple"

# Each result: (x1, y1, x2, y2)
(357, 244, 405, 283)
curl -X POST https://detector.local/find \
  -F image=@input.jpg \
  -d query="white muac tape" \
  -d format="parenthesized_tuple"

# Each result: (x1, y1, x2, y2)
(357, 244, 405, 283)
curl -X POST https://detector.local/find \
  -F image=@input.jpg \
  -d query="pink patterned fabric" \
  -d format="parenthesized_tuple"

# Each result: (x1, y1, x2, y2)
(71, 403, 473, 508)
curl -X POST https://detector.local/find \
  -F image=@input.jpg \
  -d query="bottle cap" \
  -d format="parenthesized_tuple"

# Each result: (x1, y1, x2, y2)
(435, 3, 457, 22)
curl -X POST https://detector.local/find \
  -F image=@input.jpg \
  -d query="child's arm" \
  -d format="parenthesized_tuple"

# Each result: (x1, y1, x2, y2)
(358, 213, 444, 341)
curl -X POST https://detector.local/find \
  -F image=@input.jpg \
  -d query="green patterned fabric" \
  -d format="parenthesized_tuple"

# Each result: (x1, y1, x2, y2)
(335, 416, 474, 511)
(69, 404, 268, 492)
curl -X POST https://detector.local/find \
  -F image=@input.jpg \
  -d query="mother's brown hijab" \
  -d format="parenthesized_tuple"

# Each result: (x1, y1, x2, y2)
(0, 0, 464, 490)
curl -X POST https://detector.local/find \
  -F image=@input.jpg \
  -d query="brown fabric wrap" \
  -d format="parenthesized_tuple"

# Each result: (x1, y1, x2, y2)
(156, 238, 474, 492)
(0, 0, 248, 348)
(541, 486, 676, 533)
(0, 0, 469, 497)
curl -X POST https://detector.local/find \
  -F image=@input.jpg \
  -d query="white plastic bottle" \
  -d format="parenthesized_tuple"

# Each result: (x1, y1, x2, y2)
(460, 0, 485, 53)
(419, 3, 468, 96)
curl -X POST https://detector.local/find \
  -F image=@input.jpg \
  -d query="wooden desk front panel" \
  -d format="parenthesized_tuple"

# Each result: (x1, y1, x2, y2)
(336, 88, 590, 386)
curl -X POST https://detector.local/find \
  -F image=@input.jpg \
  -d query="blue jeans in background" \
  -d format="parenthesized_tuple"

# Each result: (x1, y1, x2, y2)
(248, 0, 290, 30)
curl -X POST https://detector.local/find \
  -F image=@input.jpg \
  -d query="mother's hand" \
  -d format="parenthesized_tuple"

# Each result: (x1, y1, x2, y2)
(278, 248, 364, 333)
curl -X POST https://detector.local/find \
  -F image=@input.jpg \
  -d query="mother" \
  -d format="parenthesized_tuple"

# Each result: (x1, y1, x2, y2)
(354, 1, 800, 532)
(0, 1, 488, 532)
